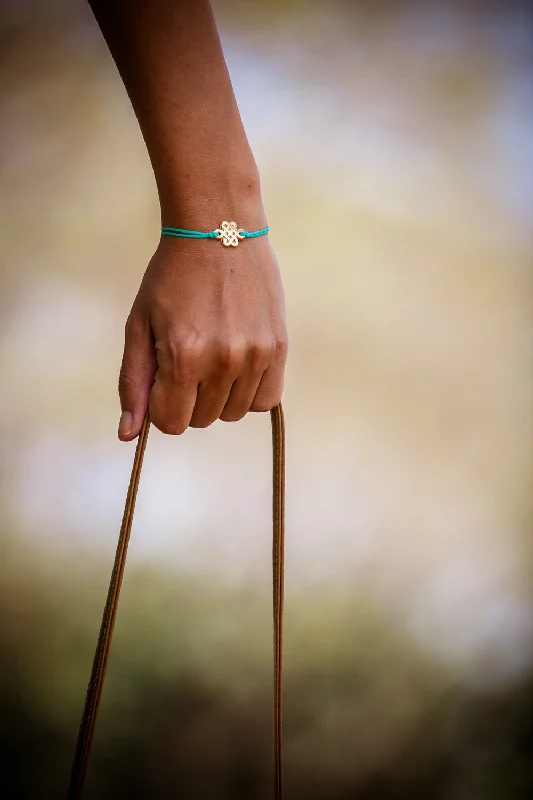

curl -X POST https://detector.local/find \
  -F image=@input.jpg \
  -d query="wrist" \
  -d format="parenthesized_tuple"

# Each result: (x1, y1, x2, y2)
(158, 163, 267, 233)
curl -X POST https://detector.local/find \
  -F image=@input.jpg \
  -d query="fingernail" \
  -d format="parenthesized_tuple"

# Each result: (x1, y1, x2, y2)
(118, 410, 133, 439)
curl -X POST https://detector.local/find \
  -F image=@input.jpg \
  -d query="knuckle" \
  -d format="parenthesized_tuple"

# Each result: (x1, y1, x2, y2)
(249, 338, 275, 369)
(275, 334, 289, 359)
(216, 340, 246, 373)
(168, 337, 205, 381)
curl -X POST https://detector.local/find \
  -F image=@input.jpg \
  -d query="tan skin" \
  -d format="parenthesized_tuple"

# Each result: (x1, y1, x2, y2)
(88, 0, 287, 440)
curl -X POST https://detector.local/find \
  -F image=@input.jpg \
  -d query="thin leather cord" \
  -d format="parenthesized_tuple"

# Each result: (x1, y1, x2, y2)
(67, 413, 150, 800)
(271, 403, 285, 800)
(68, 404, 285, 799)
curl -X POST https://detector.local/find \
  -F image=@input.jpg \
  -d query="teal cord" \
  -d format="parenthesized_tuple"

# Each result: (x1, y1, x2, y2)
(161, 225, 269, 239)
(241, 227, 270, 238)
(161, 228, 213, 239)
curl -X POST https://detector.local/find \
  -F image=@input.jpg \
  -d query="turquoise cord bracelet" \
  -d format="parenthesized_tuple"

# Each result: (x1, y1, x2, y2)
(161, 220, 269, 247)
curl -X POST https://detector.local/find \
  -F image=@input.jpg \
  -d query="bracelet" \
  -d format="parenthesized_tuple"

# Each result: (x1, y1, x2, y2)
(161, 220, 269, 248)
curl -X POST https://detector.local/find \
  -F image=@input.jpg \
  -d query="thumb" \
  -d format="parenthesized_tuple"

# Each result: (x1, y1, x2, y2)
(118, 312, 156, 441)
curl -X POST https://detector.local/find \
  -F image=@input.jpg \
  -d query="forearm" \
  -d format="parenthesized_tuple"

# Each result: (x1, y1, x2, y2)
(88, 0, 265, 228)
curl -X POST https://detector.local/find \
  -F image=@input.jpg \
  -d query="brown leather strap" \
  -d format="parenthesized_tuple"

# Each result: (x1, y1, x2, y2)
(68, 405, 285, 799)
(270, 403, 285, 800)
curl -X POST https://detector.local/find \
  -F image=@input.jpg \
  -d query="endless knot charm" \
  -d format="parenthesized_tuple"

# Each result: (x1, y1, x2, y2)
(214, 220, 246, 247)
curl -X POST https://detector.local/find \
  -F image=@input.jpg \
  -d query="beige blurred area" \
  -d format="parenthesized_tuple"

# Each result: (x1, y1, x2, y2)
(1, 0, 532, 797)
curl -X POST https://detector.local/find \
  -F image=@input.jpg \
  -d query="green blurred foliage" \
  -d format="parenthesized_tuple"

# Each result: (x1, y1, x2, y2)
(1, 548, 533, 798)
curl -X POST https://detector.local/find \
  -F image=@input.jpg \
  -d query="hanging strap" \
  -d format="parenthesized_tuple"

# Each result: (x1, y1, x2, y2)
(68, 404, 285, 799)
(271, 403, 285, 800)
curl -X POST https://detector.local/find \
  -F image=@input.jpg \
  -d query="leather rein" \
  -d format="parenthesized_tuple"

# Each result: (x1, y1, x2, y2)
(68, 404, 285, 799)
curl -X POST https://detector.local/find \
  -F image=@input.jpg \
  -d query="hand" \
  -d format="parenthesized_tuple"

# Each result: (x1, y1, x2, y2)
(117, 233, 288, 439)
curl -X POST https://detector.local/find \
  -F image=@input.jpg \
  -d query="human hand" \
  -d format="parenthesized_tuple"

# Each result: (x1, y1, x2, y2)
(117, 233, 287, 439)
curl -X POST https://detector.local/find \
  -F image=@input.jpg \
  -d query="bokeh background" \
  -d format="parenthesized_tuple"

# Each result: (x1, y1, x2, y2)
(1, 0, 532, 797)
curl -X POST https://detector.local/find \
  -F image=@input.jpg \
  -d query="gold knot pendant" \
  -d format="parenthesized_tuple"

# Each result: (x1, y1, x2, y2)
(214, 220, 246, 247)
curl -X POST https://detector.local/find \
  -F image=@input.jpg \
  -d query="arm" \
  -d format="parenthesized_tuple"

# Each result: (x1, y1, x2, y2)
(88, 0, 288, 439)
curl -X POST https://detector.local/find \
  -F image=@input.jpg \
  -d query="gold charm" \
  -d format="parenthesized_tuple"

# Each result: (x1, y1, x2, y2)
(214, 220, 246, 247)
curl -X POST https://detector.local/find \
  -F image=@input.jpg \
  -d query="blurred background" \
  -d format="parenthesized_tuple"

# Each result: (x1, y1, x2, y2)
(1, 0, 532, 797)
